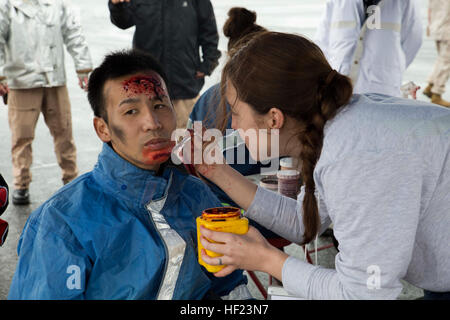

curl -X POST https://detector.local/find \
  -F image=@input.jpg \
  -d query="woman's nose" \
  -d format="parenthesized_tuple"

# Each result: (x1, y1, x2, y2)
(231, 116, 238, 130)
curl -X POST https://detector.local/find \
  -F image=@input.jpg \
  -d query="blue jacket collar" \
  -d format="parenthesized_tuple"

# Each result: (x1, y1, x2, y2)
(92, 143, 172, 207)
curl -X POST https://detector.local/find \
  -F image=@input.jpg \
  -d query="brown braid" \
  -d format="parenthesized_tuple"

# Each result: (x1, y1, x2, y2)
(299, 69, 353, 244)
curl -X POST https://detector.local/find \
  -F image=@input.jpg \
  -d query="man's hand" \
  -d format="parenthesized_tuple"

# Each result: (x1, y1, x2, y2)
(111, 0, 131, 4)
(77, 70, 91, 92)
(0, 82, 8, 97)
(195, 71, 205, 79)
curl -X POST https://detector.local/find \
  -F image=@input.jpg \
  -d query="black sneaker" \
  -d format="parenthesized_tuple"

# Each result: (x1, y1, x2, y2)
(12, 189, 30, 205)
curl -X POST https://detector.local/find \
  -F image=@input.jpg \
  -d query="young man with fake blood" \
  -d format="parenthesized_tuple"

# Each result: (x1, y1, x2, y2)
(8, 50, 252, 300)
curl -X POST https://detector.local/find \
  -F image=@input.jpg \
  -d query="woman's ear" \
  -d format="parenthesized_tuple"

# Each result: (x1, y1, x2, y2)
(93, 117, 111, 143)
(266, 107, 285, 130)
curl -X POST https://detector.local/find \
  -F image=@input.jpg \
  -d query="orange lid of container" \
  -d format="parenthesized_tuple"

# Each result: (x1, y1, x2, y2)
(201, 207, 241, 221)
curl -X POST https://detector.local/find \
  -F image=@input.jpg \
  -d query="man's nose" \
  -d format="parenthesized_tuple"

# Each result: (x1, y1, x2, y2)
(142, 108, 162, 131)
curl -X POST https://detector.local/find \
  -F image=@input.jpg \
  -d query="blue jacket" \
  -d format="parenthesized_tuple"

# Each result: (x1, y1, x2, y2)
(8, 143, 249, 300)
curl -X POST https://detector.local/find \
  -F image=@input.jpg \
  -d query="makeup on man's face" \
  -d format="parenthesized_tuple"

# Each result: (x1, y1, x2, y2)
(122, 74, 168, 101)
(142, 140, 175, 165)
(110, 123, 126, 143)
(109, 73, 175, 167)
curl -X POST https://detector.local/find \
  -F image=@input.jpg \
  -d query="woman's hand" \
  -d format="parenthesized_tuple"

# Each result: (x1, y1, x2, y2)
(179, 127, 227, 183)
(176, 127, 258, 210)
(199, 225, 289, 280)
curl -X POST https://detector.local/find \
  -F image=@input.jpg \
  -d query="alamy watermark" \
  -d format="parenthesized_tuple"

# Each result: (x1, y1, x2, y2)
(366, 5, 382, 30)
(66, 264, 81, 290)
(366, 265, 381, 290)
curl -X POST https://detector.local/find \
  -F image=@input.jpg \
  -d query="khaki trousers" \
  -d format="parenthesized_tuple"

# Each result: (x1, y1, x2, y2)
(173, 96, 199, 129)
(7, 86, 78, 189)
(428, 40, 450, 95)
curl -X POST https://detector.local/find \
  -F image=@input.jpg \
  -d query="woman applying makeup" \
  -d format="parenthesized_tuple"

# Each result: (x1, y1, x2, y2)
(196, 32, 450, 300)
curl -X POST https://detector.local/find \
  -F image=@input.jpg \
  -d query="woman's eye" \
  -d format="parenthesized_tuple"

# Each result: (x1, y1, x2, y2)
(155, 104, 166, 110)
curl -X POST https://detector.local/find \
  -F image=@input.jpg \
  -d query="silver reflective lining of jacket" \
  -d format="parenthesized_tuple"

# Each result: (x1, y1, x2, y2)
(146, 172, 187, 300)
(0, 0, 92, 89)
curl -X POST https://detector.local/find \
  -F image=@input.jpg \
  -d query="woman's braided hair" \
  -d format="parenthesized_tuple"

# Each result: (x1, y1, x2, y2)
(219, 32, 353, 244)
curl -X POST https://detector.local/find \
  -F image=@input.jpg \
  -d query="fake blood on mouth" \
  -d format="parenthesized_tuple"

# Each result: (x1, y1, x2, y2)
(142, 141, 175, 164)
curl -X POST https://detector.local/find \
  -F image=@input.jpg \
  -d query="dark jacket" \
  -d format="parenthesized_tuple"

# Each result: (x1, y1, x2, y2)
(109, 0, 221, 100)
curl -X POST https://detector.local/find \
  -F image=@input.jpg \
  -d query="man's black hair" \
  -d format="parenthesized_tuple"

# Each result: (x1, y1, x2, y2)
(87, 49, 169, 123)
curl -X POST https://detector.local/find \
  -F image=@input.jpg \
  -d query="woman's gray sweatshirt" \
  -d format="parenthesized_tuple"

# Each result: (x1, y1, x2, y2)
(245, 93, 450, 299)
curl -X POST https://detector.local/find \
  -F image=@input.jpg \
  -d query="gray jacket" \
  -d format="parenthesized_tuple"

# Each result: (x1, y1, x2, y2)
(0, 0, 92, 89)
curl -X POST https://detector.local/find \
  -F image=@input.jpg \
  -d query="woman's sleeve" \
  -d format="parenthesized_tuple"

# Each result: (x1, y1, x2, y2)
(244, 186, 331, 243)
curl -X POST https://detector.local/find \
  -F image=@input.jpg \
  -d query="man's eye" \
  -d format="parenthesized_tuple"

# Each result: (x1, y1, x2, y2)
(125, 109, 137, 115)
(155, 104, 166, 110)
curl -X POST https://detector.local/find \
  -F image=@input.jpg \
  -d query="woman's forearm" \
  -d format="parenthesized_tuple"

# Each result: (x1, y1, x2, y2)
(261, 245, 289, 282)
(209, 164, 258, 211)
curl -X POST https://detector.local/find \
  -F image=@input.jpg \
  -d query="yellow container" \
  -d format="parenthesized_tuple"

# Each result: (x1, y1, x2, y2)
(196, 206, 249, 273)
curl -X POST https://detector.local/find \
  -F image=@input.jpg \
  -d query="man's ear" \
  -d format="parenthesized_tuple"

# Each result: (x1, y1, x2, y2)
(266, 107, 285, 130)
(93, 117, 111, 143)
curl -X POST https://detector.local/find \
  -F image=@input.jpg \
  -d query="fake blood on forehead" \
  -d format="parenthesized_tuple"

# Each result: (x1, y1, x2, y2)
(122, 75, 167, 100)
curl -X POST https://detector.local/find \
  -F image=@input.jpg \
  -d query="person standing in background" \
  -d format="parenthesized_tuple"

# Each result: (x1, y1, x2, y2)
(108, 0, 221, 128)
(0, 0, 93, 205)
(314, 0, 422, 97)
(422, 0, 450, 108)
